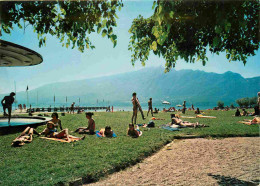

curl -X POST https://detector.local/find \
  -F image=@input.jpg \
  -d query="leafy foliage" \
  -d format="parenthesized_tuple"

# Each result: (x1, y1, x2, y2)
(1, 1, 123, 52)
(128, 0, 260, 72)
(236, 96, 257, 108)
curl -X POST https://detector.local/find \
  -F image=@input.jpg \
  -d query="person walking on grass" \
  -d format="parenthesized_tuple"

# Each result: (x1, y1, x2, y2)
(147, 98, 153, 117)
(131, 92, 145, 124)
(1, 92, 15, 124)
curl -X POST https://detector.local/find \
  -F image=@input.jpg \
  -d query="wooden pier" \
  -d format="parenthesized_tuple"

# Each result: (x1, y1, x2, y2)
(27, 106, 110, 113)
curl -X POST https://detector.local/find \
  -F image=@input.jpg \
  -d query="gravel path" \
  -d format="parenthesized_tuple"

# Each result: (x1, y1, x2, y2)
(89, 137, 260, 186)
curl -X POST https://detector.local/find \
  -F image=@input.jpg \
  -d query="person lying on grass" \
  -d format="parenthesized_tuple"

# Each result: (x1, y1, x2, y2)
(42, 121, 85, 142)
(12, 127, 40, 147)
(127, 123, 141, 138)
(239, 117, 260, 125)
(74, 112, 95, 135)
(171, 116, 207, 128)
(99, 126, 114, 137)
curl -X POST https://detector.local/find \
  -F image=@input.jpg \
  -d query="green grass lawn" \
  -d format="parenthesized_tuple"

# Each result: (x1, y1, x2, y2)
(0, 110, 259, 185)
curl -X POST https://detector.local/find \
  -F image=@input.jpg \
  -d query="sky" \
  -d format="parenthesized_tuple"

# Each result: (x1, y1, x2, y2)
(1, 1, 260, 94)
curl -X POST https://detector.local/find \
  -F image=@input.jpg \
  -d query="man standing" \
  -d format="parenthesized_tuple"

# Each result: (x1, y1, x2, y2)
(70, 102, 75, 114)
(131, 92, 145, 124)
(182, 100, 186, 114)
(257, 92, 260, 115)
(147, 98, 153, 117)
(1, 92, 16, 124)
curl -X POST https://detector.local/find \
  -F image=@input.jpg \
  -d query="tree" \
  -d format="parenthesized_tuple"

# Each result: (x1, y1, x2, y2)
(217, 101, 224, 109)
(249, 96, 257, 107)
(129, 1, 260, 71)
(1, 1, 123, 52)
(230, 103, 235, 109)
(242, 97, 250, 108)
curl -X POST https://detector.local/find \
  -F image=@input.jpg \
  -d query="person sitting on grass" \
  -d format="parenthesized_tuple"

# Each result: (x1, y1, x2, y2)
(43, 121, 85, 142)
(195, 108, 201, 114)
(251, 105, 259, 116)
(99, 126, 114, 137)
(40, 120, 58, 136)
(12, 127, 40, 147)
(235, 108, 241, 116)
(40, 112, 62, 135)
(51, 112, 62, 130)
(74, 112, 95, 135)
(242, 109, 248, 116)
(127, 123, 141, 138)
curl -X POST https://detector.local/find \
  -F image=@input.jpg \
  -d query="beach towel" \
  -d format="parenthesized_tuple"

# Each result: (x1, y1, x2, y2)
(180, 116, 196, 119)
(40, 136, 81, 143)
(96, 131, 117, 137)
(137, 129, 143, 136)
(196, 115, 216, 119)
(161, 126, 180, 131)
(151, 117, 165, 120)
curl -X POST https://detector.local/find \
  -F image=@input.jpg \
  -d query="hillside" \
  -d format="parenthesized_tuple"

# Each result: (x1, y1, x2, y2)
(2, 67, 259, 107)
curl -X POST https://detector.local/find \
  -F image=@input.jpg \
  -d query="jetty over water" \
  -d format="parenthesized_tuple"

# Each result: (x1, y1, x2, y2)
(26, 106, 110, 113)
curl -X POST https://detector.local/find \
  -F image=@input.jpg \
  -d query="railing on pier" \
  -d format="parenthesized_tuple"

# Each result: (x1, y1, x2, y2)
(27, 106, 110, 113)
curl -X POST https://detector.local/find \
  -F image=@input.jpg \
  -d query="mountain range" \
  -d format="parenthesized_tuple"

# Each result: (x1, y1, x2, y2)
(1, 67, 259, 108)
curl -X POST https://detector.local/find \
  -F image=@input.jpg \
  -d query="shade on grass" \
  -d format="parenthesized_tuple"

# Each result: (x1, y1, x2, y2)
(0, 110, 258, 185)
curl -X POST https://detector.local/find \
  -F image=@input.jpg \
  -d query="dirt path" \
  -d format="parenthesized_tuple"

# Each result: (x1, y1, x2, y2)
(89, 137, 260, 186)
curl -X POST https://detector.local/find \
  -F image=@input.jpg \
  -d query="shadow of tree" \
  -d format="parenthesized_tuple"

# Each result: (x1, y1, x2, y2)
(208, 173, 259, 186)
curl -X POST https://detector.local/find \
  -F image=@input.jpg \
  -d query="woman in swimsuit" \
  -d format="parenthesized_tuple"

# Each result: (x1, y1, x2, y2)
(171, 116, 206, 128)
(40, 112, 62, 135)
(12, 127, 40, 146)
(44, 121, 85, 142)
(51, 112, 62, 130)
(131, 92, 145, 124)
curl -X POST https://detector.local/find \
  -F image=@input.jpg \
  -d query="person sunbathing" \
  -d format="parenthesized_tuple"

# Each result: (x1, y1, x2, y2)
(239, 117, 260, 125)
(74, 112, 95, 134)
(43, 121, 85, 142)
(99, 126, 114, 137)
(171, 117, 206, 128)
(12, 127, 40, 146)
(127, 124, 141, 138)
